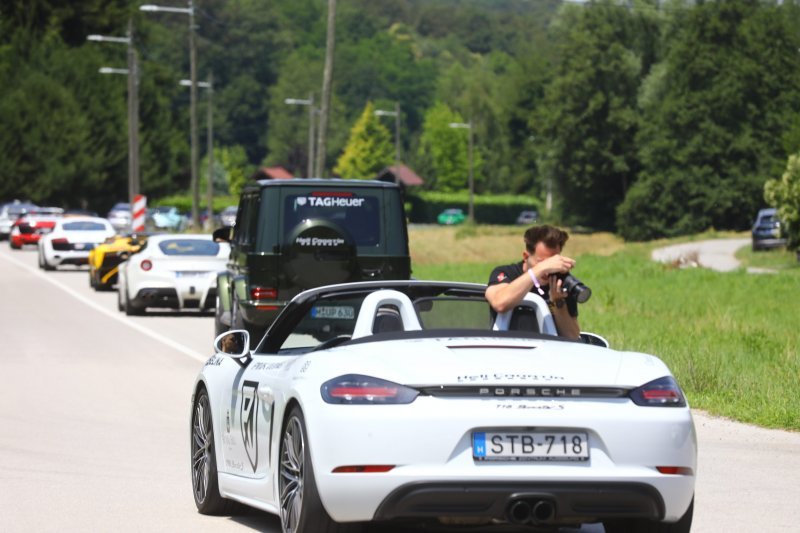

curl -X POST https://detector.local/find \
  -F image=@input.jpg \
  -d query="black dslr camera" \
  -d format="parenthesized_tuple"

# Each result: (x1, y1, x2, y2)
(557, 273, 592, 303)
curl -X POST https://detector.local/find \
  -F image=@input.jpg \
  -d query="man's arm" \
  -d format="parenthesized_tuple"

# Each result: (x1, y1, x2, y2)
(548, 276, 581, 339)
(485, 254, 575, 313)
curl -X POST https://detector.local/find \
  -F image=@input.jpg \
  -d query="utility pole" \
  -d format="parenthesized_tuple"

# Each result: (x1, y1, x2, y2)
(88, 20, 140, 226)
(205, 73, 213, 229)
(141, 1, 199, 228)
(188, 0, 199, 229)
(127, 19, 140, 203)
(316, 0, 337, 177)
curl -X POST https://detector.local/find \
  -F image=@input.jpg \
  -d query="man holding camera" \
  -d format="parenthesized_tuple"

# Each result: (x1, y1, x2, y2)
(485, 225, 581, 339)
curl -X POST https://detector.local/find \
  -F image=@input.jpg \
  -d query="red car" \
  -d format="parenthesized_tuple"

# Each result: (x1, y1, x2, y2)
(9, 214, 61, 249)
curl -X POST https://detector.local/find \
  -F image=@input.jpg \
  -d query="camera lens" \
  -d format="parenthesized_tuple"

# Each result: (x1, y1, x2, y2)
(560, 273, 592, 304)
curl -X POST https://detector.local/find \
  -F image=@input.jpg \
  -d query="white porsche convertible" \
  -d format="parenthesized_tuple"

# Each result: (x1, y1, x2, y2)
(191, 281, 696, 533)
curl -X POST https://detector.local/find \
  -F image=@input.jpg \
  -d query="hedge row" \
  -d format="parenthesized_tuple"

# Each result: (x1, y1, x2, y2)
(406, 190, 540, 225)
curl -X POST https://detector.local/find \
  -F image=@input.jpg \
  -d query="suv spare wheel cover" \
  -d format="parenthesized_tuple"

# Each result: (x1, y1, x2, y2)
(285, 219, 356, 288)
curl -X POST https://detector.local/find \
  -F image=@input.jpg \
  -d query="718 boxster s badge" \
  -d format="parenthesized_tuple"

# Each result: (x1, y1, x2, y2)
(191, 280, 696, 533)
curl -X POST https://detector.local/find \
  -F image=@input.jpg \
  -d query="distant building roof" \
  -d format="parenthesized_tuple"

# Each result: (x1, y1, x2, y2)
(251, 166, 294, 181)
(376, 164, 424, 187)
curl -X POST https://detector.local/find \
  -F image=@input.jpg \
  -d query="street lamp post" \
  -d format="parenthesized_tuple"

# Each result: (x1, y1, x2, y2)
(181, 75, 213, 229)
(87, 19, 140, 229)
(284, 95, 316, 177)
(140, 1, 200, 229)
(374, 102, 401, 173)
(449, 120, 475, 223)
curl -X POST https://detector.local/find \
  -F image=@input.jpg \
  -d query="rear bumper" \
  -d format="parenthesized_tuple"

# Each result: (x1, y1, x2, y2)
(132, 287, 216, 310)
(374, 481, 664, 523)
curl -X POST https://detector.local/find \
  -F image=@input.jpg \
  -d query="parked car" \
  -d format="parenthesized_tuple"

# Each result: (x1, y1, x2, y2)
(218, 205, 238, 227)
(751, 208, 787, 251)
(0, 200, 38, 240)
(437, 208, 466, 225)
(37, 217, 115, 270)
(191, 280, 696, 533)
(117, 234, 230, 315)
(9, 213, 62, 249)
(147, 206, 186, 232)
(107, 202, 132, 231)
(516, 209, 539, 225)
(88, 233, 147, 291)
(213, 179, 411, 344)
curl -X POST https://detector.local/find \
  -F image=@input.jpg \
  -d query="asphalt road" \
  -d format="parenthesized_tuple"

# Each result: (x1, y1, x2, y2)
(1, 241, 798, 532)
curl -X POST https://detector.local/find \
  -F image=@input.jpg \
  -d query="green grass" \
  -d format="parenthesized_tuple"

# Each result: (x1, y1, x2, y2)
(736, 245, 800, 271)
(412, 247, 800, 431)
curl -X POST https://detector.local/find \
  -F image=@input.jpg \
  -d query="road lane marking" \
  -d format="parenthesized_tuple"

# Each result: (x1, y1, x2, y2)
(0, 252, 207, 362)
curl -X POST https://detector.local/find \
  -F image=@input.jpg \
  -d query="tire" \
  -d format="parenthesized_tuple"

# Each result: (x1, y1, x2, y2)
(214, 294, 228, 337)
(191, 387, 239, 515)
(122, 284, 144, 316)
(279, 407, 361, 533)
(603, 497, 693, 533)
(89, 269, 97, 289)
(41, 252, 55, 271)
(117, 288, 125, 312)
(10, 241, 20, 250)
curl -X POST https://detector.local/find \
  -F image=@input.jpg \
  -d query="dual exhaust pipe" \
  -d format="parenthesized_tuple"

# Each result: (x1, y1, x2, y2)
(506, 498, 556, 525)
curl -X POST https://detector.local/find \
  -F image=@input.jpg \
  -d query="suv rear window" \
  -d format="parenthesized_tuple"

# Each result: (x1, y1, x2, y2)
(255, 185, 407, 256)
(283, 192, 380, 247)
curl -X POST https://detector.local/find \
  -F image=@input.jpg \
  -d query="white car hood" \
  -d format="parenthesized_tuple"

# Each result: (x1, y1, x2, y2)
(321, 336, 670, 388)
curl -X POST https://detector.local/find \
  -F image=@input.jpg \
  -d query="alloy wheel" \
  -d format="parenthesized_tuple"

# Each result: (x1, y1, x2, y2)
(191, 393, 213, 505)
(279, 416, 305, 533)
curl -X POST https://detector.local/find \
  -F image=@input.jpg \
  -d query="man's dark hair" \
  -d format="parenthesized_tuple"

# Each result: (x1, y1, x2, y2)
(524, 225, 569, 252)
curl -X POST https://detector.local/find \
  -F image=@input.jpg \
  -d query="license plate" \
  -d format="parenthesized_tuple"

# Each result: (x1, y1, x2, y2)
(73, 243, 91, 250)
(473, 431, 589, 462)
(311, 305, 355, 319)
(176, 271, 207, 278)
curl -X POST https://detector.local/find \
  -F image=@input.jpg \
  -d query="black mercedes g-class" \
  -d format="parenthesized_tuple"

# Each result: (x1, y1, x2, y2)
(213, 179, 411, 343)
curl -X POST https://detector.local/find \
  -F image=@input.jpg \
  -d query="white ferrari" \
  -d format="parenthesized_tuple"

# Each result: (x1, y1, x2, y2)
(117, 233, 229, 315)
(191, 281, 696, 533)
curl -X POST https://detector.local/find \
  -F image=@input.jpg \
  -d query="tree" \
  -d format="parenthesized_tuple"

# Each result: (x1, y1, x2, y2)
(618, 0, 800, 241)
(765, 153, 800, 250)
(417, 102, 483, 192)
(333, 102, 394, 179)
(535, 1, 656, 231)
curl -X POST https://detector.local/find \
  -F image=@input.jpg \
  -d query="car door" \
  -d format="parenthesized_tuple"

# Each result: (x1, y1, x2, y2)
(220, 354, 290, 482)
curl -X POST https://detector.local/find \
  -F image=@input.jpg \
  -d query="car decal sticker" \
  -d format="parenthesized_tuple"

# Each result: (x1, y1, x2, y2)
(240, 380, 259, 472)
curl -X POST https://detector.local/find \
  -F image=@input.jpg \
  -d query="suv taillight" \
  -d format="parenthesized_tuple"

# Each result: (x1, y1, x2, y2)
(251, 287, 277, 300)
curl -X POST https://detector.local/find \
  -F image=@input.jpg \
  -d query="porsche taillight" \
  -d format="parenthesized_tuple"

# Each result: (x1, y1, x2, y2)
(321, 374, 419, 405)
(630, 376, 687, 407)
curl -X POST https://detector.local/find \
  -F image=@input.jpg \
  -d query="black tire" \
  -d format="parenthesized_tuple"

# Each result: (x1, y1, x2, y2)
(122, 285, 144, 316)
(89, 269, 97, 289)
(603, 497, 693, 533)
(41, 254, 55, 271)
(10, 241, 20, 250)
(117, 288, 125, 312)
(279, 407, 361, 533)
(191, 387, 239, 515)
(214, 294, 228, 337)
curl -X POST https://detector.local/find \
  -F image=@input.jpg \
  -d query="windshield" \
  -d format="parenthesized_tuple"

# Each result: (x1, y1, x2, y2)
(282, 191, 381, 247)
(158, 239, 220, 256)
(62, 221, 108, 231)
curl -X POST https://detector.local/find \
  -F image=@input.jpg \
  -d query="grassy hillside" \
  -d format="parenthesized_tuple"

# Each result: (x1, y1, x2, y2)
(409, 226, 800, 431)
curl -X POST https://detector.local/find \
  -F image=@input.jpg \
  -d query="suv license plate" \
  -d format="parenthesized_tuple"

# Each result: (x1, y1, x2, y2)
(311, 305, 355, 319)
(473, 431, 589, 462)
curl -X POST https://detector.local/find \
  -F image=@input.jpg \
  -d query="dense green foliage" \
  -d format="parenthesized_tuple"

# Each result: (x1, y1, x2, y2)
(3, 0, 800, 239)
(765, 153, 800, 250)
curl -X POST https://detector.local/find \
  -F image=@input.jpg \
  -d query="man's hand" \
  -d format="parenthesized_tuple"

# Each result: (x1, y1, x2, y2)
(529, 254, 575, 282)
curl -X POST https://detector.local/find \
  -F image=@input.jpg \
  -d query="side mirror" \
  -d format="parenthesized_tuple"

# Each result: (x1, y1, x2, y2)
(579, 332, 609, 348)
(214, 330, 250, 357)
(212, 227, 231, 243)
